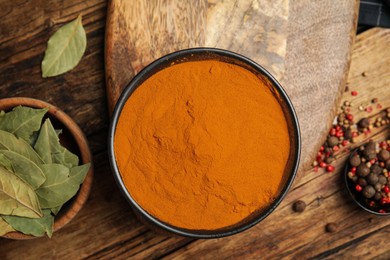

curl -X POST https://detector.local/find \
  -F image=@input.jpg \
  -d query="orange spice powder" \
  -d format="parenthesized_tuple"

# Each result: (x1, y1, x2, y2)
(114, 60, 290, 230)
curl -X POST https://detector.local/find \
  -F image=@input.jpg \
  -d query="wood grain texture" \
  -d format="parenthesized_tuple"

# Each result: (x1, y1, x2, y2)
(283, 0, 359, 175)
(166, 28, 390, 259)
(1, 0, 389, 259)
(105, 0, 207, 112)
(206, 0, 288, 80)
(105, 0, 358, 176)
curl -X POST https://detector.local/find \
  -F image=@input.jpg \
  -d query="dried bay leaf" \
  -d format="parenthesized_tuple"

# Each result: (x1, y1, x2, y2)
(0, 150, 46, 189)
(0, 167, 42, 218)
(37, 164, 81, 208)
(0, 106, 48, 145)
(0, 153, 13, 172)
(3, 209, 54, 238)
(70, 163, 90, 183)
(34, 119, 78, 168)
(50, 205, 62, 216)
(41, 15, 86, 77)
(0, 217, 15, 236)
(0, 130, 43, 165)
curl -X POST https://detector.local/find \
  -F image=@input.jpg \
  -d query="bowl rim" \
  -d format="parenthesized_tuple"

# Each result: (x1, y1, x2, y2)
(108, 47, 301, 238)
(344, 148, 390, 216)
(0, 97, 94, 239)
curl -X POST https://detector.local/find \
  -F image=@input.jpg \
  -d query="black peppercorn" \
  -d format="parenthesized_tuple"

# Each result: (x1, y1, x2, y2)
(327, 136, 339, 147)
(357, 164, 370, 177)
(363, 149, 376, 160)
(344, 128, 352, 139)
(292, 200, 306, 213)
(349, 155, 361, 167)
(371, 164, 382, 175)
(386, 159, 390, 170)
(374, 192, 382, 200)
(378, 175, 387, 185)
(358, 178, 367, 187)
(378, 150, 390, 162)
(367, 174, 379, 185)
(374, 182, 383, 192)
(358, 118, 370, 129)
(362, 185, 376, 198)
(325, 223, 338, 233)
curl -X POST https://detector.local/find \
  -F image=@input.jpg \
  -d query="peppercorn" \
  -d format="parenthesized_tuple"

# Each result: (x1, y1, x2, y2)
(344, 129, 352, 140)
(325, 223, 338, 233)
(378, 150, 390, 162)
(374, 192, 382, 200)
(374, 182, 383, 192)
(371, 164, 383, 175)
(367, 174, 379, 185)
(358, 118, 370, 129)
(363, 149, 376, 160)
(292, 200, 306, 213)
(362, 185, 376, 198)
(366, 141, 377, 150)
(386, 159, 390, 170)
(378, 175, 387, 185)
(325, 156, 335, 164)
(358, 178, 367, 187)
(327, 136, 339, 147)
(349, 155, 361, 167)
(357, 164, 370, 177)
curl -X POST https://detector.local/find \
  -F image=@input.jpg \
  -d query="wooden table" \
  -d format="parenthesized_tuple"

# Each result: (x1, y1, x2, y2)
(1, 1, 390, 259)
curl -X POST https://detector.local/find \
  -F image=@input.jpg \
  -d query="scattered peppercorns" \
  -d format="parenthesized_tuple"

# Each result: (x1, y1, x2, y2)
(292, 200, 306, 213)
(325, 222, 339, 233)
(312, 93, 390, 174)
(346, 139, 390, 214)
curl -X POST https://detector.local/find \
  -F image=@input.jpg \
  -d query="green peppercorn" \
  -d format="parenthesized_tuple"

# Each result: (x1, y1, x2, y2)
(362, 185, 376, 198)
(357, 164, 370, 177)
(367, 174, 379, 185)
(349, 155, 361, 167)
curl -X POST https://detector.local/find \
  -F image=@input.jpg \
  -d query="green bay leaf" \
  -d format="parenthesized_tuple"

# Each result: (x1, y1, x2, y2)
(50, 205, 62, 216)
(70, 163, 90, 184)
(41, 15, 86, 77)
(0, 130, 43, 165)
(36, 164, 80, 208)
(0, 150, 46, 189)
(0, 106, 48, 145)
(0, 153, 13, 172)
(3, 209, 54, 238)
(34, 119, 78, 168)
(0, 217, 15, 236)
(0, 167, 42, 218)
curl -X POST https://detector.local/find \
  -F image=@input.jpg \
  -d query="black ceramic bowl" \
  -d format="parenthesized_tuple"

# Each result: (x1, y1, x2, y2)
(108, 48, 301, 238)
(344, 149, 390, 216)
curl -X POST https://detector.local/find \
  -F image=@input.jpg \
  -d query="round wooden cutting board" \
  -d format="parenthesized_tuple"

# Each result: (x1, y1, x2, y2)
(105, 0, 359, 176)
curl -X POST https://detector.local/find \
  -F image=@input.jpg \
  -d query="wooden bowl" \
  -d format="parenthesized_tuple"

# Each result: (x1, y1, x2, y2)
(0, 97, 93, 240)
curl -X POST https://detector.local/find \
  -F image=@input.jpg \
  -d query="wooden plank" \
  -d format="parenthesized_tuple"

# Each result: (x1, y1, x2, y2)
(0, 0, 108, 137)
(105, 0, 207, 113)
(105, 0, 358, 177)
(164, 28, 390, 259)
